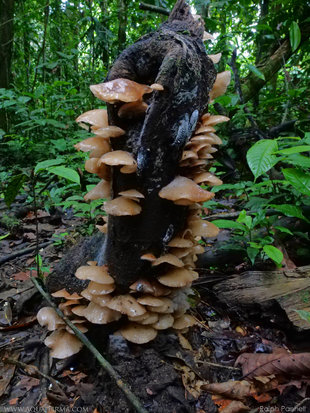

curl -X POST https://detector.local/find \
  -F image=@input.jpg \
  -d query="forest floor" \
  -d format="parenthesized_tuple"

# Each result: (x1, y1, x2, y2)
(1, 198, 310, 413)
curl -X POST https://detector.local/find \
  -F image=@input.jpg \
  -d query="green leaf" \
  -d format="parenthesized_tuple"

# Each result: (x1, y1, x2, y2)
(247, 247, 259, 266)
(237, 210, 252, 229)
(34, 158, 64, 174)
(276, 145, 310, 155)
(289, 21, 301, 52)
(246, 139, 278, 180)
(48, 166, 80, 184)
(286, 154, 310, 168)
(263, 245, 283, 265)
(212, 219, 246, 231)
(271, 204, 309, 222)
(283, 168, 310, 196)
(4, 174, 27, 207)
(247, 64, 265, 80)
(295, 310, 310, 324)
(273, 226, 293, 235)
(0, 233, 10, 240)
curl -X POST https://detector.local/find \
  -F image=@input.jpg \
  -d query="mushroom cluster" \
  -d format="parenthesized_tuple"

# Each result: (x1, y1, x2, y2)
(39, 58, 230, 358)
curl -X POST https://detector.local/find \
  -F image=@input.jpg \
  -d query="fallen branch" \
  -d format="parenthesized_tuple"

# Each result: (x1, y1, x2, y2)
(3, 357, 67, 400)
(31, 276, 149, 413)
(139, 2, 169, 15)
(0, 241, 53, 265)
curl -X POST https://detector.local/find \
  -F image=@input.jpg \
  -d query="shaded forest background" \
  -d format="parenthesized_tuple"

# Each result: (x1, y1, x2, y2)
(0, 0, 309, 269)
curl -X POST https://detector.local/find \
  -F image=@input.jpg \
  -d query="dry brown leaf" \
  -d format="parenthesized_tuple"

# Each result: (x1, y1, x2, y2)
(9, 397, 19, 405)
(220, 400, 250, 413)
(178, 333, 193, 351)
(201, 380, 253, 401)
(18, 375, 40, 391)
(0, 350, 20, 397)
(236, 352, 310, 379)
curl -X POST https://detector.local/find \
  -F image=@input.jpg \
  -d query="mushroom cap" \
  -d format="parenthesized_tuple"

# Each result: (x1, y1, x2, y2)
(128, 311, 157, 323)
(44, 330, 83, 359)
(84, 158, 111, 180)
(104, 197, 141, 216)
(152, 314, 174, 330)
(84, 179, 111, 201)
(150, 83, 164, 91)
(118, 189, 144, 200)
(83, 302, 121, 324)
(91, 294, 112, 307)
(90, 78, 152, 103)
(118, 101, 148, 119)
(192, 244, 205, 254)
(96, 224, 108, 233)
(99, 150, 136, 167)
(181, 150, 198, 161)
(92, 125, 125, 138)
(197, 147, 216, 160)
(129, 279, 171, 296)
(159, 176, 214, 204)
(74, 137, 111, 158)
(51, 289, 82, 300)
(169, 247, 192, 259)
(173, 314, 196, 330)
(152, 253, 184, 268)
(119, 323, 157, 344)
(168, 237, 193, 248)
(193, 172, 223, 186)
(75, 265, 114, 284)
(76, 109, 108, 130)
(147, 297, 174, 313)
(84, 281, 115, 295)
(158, 268, 198, 287)
(137, 295, 169, 307)
(140, 253, 157, 262)
(107, 295, 146, 317)
(191, 134, 222, 145)
(71, 305, 87, 316)
(208, 53, 222, 64)
(195, 125, 216, 135)
(202, 115, 230, 126)
(37, 307, 64, 331)
(188, 219, 219, 238)
(209, 70, 231, 101)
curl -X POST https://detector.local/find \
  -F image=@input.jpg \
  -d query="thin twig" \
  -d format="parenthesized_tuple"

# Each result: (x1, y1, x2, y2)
(139, 2, 169, 15)
(31, 276, 149, 413)
(291, 398, 310, 412)
(0, 241, 53, 265)
(196, 360, 241, 371)
(3, 357, 67, 399)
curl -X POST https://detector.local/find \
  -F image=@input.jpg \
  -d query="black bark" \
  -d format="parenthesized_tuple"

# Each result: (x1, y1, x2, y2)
(103, 0, 216, 290)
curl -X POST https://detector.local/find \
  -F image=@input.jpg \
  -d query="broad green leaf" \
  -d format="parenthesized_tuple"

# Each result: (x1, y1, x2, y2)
(271, 204, 309, 222)
(286, 154, 310, 169)
(237, 210, 252, 229)
(273, 226, 293, 235)
(276, 145, 310, 155)
(263, 245, 283, 265)
(295, 310, 310, 324)
(4, 174, 27, 207)
(34, 158, 64, 174)
(247, 64, 265, 80)
(212, 219, 245, 231)
(48, 166, 80, 184)
(247, 247, 259, 266)
(246, 139, 278, 180)
(289, 21, 301, 52)
(283, 168, 310, 196)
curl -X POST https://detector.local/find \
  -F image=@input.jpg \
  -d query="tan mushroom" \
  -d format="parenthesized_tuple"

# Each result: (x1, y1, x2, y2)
(107, 295, 146, 317)
(173, 314, 197, 330)
(188, 218, 219, 238)
(129, 279, 171, 296)
(71, 305, 87, 317)
(140, 253, 157, 262)
(169, 247, 192, 259)
(209, 71, 231, 101)
(74, 137, 111, 158)
(44, 330, 83, 359)
(84, 158, 110, 180)
(159, 176, 214, 205)
(99, 150, 137, 174)
(137, 296, 169, 307)
(37, 307, 64, 331)
(202, 115, 230, 126)
(76, 109, 108, 130)
(104, 196, 141, 216)
(118, 101, 148, 119)
(83, 281, 115, 295)
(96, 224, 108, 233)
(84, 179, 111, 201)
(181, 150, 198, 161)
(90, 78, 152, 103)
(83, 302, 121, 324)
(192, 172, 223, 186)
(194, 125, 216, 134)
(168, 237, 193, 248)
(92, 125, 125, 138)
(191, 134, 222, 145)
(147, 297, 174, 313)
(128, 312, 159, 325)
(75, 265, 114, 284)
(152, 253, 184, 267)
(158, 268, 198, 287)
(150, 83, 164, 91)
(118, 189, 144, 200)
(91, 294, 112, 307)
(51, 289, 82, 300)
(87, 261, 98, 266)
(119, 323, 157, 344)
(208, 53, 222, 64)
(66, 320, 88, 334)
(152, 314, 174, 330)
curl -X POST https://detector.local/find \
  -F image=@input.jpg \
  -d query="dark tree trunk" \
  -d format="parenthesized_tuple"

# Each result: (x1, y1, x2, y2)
(103, 0, 216, 290)
(0, 0, 15, 131)
(117, 0, 128, 54)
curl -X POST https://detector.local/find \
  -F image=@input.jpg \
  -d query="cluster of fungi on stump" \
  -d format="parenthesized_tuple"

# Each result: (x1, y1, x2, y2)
(38, 0, 230, 358)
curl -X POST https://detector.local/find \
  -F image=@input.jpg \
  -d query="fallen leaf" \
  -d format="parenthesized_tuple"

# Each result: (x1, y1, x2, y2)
(221, 400, 249, 413)
(9, 398, 19, 405)
(0, 350, 20, 397)
(25, 210, 50, 220)
(201, 380, 253, 401)
(178, 333, 193, 351)
(12, 271, 31, 281)
(236, 352, 310, 379)
(23, 232, 37, 241)
(18, 375, 40, 391)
